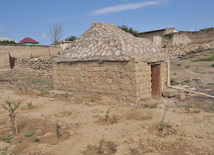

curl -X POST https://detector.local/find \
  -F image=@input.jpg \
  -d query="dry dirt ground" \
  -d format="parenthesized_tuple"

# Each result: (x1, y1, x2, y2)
(0, 49, 214, 155)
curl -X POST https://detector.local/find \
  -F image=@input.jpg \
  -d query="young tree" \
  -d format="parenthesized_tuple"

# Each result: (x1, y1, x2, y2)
(49, 23, 64, 43)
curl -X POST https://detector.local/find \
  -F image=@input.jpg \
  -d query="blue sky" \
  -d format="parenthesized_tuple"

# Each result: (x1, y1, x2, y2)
(0, 0, 213, 45)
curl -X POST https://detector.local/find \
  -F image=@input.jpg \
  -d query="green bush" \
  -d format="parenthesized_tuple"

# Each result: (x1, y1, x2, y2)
(118, 24, 141, 37)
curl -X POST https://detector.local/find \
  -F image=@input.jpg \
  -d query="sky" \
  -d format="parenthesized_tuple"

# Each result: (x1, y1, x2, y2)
(0, 0, 213, 45)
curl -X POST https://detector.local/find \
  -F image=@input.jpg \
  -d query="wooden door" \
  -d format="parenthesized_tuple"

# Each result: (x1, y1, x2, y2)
(151, 64, 160, 99)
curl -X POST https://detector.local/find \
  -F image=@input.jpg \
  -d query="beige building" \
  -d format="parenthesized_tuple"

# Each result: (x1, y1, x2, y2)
(140, 28, 177, 41)
(53, 22, 168, 103)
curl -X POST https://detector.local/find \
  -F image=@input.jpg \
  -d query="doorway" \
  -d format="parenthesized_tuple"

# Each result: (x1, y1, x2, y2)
(151, 64, 160, 99)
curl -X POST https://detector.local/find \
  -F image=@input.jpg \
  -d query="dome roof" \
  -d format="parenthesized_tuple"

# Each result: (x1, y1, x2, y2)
(60, 22, 160, 62)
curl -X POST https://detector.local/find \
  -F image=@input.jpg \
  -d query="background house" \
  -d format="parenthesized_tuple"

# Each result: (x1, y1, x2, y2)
(19, 37, 39, 45)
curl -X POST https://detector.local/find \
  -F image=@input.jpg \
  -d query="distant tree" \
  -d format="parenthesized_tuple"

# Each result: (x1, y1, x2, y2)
(118, 24, 141, 37)
(0, 40, 16, 44)
(65, 35, 77, 41)
(49, 23, 64, 43)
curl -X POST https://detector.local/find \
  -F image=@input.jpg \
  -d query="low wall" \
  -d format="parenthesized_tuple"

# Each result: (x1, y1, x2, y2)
(14, 57, 54, 78)
(0, 53, 10, 69)
(160, 41, 214, 57)
(0, 45, 62, 58)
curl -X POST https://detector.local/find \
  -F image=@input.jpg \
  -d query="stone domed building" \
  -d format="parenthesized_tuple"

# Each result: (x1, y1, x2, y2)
(53, 22, 169, 103)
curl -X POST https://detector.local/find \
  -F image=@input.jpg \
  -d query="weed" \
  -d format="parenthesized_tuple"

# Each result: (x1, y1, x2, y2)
(91, 92, 95, 102)
(13, 150, 18, 155)
(56, 121, 61, 138)
(185, 65, 190, 68)
(2, 99, 20, 136)
(64, 93, 68, 99)
(1, 152, 6, 155)
(25, 132, 34, 137)
(177, 63, 182, 66)
(40, 89, 44, 96)
(34, 138, 39, 142)
(24, 87, 28, 93)
(192, 55, 214, 62)
(105, 108, 110, 120)
(183, 79, 191, 84)
(208, 83, 214, 85)
(189, 55, 195, 58)
(197, 72, 207, 74)
(185, 103, 191, 113)
(159, 106, 169, 131)
(27, 101, 33, 108)
(62, 104, 66, 115)
(98, 134, 104, 154)
(1, 136, 13, 143)
(57, 51, 60, 55)
(211, 64, 214, 67)
(0, 146, 8, 153)
(192, 79, 201, 83)
(15, 140, 22, 145)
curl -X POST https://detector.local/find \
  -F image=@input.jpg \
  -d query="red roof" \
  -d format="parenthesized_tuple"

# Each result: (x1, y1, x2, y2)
(19, 37, 39, 44)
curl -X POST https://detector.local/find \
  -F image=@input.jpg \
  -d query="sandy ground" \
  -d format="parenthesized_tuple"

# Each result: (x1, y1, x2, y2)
(0, 49, 214, 155)
(0, 86, 213, 155)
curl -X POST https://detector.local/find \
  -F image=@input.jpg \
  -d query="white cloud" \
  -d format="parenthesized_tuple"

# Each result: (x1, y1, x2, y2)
(41, 33, 50, 39)
(0, 28, 3, 31)
(91, 0, 167, 15)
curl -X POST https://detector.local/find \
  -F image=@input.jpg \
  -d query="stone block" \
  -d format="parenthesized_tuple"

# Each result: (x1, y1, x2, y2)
(162, 88, 178, 98)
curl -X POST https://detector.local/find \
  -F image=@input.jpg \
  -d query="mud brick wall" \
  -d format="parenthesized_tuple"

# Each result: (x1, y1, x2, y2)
(0, 45, 62, 58)
(53, 60, 138, 103)
(53, 55, 167, 103)
(0, 53, 10, 69)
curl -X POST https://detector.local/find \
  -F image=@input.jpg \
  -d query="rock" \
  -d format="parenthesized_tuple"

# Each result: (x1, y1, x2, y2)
(162, 88, 178, 98)
(156, 104, 166, 109)
(178, 93, 186, 100)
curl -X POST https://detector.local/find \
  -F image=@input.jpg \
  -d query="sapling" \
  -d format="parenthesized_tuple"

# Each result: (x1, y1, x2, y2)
(185, 103, 191, 113)
(64, 93, 68, 100)
(98, 134, 104, 154)
(159, 106, 169, 131)
(105, 108, 110, 120)
(27, 101, 33, 108)
(2, 100, 20, 136)
(40, 89, 44, 96)
(91, 92, 95, 102)
(56, 121, 61, 138)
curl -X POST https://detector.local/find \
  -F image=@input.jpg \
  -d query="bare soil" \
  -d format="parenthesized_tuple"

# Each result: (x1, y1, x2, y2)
(0, 49, 214, 155)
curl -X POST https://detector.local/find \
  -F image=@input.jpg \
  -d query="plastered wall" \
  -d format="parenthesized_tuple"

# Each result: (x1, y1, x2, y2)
(0, 45, 62, 58)
(53, 55, 167, 103)
(0, 53, 10, 69)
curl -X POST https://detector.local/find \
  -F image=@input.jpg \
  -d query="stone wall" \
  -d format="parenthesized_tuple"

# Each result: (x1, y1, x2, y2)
(0, 53, 10, 69)
(160, 27, 214, 48)
(14, 57, 54, 78)
(0, 45, 62, 58)
(160, 41, 214, 57)
(53, 55, 167, 103)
